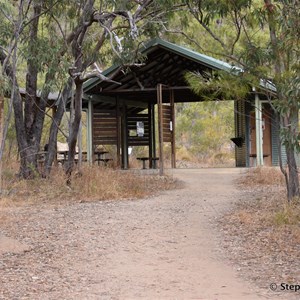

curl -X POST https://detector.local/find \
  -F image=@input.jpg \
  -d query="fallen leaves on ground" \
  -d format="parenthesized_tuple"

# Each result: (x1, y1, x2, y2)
(219, 168, 300, 293)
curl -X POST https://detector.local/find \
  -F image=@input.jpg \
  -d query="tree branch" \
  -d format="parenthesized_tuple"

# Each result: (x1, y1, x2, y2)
(186, 2, 227, 50)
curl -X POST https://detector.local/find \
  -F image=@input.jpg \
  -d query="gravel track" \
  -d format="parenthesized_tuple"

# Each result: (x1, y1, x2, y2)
(0, 168, 291, 299)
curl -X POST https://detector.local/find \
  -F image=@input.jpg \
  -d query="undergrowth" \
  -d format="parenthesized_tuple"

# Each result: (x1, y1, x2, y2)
(236, 167, 300, 226)
(273, 201, 300, 226)
(238, 167, 300, 226)
(221, 166, 300, 284)
(238, 166, 285, 186)
(0, 164, 179, 207)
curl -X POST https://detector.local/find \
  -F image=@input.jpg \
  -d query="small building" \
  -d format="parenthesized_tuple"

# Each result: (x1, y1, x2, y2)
(82, 38, 282, 170)
(234, 98, 284, 167)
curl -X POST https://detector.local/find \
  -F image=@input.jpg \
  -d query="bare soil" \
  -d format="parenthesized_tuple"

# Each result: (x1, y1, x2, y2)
(0, 168, 295, 299)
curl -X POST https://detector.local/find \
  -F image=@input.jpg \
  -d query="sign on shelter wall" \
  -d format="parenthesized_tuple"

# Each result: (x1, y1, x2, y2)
(137, 121, 144, 137)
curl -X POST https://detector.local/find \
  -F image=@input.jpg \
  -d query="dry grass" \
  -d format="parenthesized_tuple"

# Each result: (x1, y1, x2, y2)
(205, 152, 235, 167)
(273, 202, 300, 226)
(237, 167, 300, 226)
(220, 166, 300, 285)
(176, 146, 196, 161)
(234, 167, 299, 227)
(235, 209, 257, 225)
(0, 164, 179, 208)
(238, 166, 285, 186)
(175, 147, 235, 168)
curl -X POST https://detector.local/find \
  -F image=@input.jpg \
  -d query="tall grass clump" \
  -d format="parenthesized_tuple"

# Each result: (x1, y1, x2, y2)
(0, 163, 178, 207)
(273, 201, 300, 226)
(239, 167, 285, 186)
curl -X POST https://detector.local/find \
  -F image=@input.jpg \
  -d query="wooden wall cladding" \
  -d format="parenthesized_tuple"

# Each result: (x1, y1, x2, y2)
(127, 113, 150, 146)
(93, 110, 118, 145)
(162, 105, 172, 143)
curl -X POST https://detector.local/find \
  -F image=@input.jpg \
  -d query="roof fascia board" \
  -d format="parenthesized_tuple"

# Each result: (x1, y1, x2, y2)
(85, 94, 116, 104)
(87, 94, 148, 109)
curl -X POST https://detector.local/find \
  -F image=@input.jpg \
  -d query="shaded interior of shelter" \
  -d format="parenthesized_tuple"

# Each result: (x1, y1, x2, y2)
(80, 39, 282, 169)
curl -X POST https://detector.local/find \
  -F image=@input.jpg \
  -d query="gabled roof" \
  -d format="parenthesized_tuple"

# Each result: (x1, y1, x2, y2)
(83, 38, 275, 111)
(83, 38, 239, 96)
(143, 38, 239, 73)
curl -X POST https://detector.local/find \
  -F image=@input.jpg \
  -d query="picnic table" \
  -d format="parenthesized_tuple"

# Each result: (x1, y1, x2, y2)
(136, 157, 149, 169)
(137, 157, 159, 169)
(94, 150, 112, 166)
(57, 150, 87, 164)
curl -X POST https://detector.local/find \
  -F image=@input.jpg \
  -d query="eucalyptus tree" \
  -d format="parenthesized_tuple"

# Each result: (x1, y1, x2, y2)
(0, 0, 185, 180)
(46, 0, 186, 178)
(183, 0, 300, 201)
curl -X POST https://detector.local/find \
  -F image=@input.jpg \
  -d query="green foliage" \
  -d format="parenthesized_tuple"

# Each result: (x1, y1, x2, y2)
(176, 101, 234, 158)
(186, 0, 252, 25)
(0, 71, 9, 96)
(185, 70, 251, 101)
(0, 1, 15, 47)
(179, 0, 300, 198)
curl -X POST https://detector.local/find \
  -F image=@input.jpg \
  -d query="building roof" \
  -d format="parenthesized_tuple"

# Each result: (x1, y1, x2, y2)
(83, 38, 274, 111)
(84, 38, 240, 94)
(143, 38, 240, 73)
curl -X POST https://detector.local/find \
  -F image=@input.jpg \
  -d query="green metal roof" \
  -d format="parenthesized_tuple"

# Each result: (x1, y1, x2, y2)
(83, 38, 240, 93)
(82, 38, 277, 109)
(142, 38, 239, 73)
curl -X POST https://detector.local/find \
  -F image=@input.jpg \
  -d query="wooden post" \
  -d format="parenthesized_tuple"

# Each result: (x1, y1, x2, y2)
(255, 92, 263, 166)
(157, 84, 164, 176)
(151, 103, 156, 160)
(121, 103, 129, 169)
(78, 119, 82, 168)
(170, 89, 176, 168)
(87, 100, 93, 164)
(52, 106, 58, 166)
(148, 103, 153, 168)
(116, 97, 121, 167)
(148, 102, 157, 169)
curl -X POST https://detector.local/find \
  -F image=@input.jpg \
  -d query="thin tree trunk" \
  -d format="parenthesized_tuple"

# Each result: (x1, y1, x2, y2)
(44, 77, 73, 177)
(64, 1, 94, 178)
(0, 45, 34, 178)
(66, 79, 83, 177)
(286, 145, 299, 201)
(23, 2, 42, 174)
(277, 114, 289, 196)
(283, 108, 300, 201)
(46, 0, 95, 178)
(34, 72, 55, 150)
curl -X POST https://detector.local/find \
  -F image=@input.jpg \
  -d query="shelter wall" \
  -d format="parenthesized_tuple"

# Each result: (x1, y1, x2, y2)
(235, 100, 288, 167)
(270, 111, 287, 166)
(234, 100, 248, 167)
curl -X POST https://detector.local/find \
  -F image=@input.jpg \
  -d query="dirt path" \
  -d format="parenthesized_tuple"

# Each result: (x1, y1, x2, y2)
(0, 169, 288, 299)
